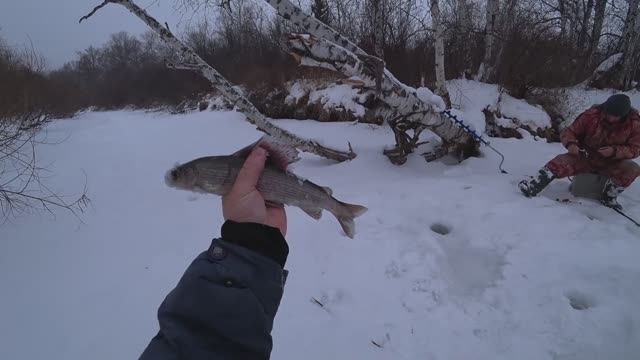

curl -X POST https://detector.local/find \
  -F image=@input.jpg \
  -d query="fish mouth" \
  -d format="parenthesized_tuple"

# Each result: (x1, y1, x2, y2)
(164, 166, 181, 188)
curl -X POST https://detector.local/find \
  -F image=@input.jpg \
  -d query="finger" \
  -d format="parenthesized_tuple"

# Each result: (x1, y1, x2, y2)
(232, 147, 267, 192)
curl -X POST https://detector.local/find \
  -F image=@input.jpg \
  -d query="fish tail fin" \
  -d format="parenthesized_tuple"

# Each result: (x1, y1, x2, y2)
(333, 201, 368, 239)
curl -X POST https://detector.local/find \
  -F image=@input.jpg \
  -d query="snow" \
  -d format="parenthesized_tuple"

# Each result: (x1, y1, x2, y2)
(1, 109, 640, 360)
(500, 95, 552, 129)
(415, 86, 446, 112)
(447, 79, 552, 132)
(595, 53, 623, 73)
(285, 80, 367, 117)
(308, 84, 367, 117)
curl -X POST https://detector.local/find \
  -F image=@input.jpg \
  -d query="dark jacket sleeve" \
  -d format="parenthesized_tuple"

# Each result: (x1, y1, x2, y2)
(140, 221, 289, 360)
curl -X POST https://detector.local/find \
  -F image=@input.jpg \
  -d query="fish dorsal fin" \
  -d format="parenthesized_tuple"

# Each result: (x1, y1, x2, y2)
(232, 135, 300, 170)
(301, 206, 323, 220)
(321, 186, 333, 196)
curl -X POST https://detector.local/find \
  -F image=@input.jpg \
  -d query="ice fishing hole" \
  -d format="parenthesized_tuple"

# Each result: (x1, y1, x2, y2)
(566, 291, 594, 310)
(430, 223, 451, 235)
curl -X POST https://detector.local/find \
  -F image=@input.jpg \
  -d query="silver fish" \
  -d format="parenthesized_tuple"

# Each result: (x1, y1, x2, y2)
(165, 139, 367, 238)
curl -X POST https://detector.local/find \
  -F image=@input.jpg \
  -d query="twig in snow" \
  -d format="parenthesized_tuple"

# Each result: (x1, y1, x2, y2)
(310, 297, 325, 308)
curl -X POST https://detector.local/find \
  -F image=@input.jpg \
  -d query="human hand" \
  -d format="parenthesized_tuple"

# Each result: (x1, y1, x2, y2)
(568, 144, 581, 156)
(222, 147, 287, 236)
(597, 146, 615, 158)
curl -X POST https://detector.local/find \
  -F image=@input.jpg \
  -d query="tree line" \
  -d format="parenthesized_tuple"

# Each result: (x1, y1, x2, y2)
(1, 0, 639, 118)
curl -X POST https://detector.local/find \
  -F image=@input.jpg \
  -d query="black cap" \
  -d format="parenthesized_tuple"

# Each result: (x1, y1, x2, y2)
(600, 94, 631, 117)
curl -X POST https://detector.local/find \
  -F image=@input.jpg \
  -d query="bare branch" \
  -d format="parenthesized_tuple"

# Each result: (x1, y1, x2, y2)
(78, 0, 112, 23)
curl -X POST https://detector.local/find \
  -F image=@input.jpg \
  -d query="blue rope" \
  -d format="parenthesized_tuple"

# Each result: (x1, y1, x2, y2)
(440, 109, 508, 174)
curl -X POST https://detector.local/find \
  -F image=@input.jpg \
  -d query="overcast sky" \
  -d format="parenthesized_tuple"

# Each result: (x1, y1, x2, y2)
(0, 0, 194, 69)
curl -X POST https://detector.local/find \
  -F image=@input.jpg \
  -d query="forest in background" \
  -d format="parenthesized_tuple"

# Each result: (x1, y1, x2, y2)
(1, 0, 639, 119)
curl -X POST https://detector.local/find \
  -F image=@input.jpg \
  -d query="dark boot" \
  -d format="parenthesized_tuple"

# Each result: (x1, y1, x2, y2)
(601, 179, 625, 210)
(519, 167, 555, 197)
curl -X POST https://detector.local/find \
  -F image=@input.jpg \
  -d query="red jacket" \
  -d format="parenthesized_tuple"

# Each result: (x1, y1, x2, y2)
(561, 107, 640, 162)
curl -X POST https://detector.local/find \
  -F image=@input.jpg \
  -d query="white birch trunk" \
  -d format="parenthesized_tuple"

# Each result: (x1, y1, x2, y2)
(430, 0, 450, 103)
(373, 0, 384, 60)
(457, 0, 473, 73)
(79, 0, 355, 161)
(477, 0, 499, 82)
(263, 0, 366, 56)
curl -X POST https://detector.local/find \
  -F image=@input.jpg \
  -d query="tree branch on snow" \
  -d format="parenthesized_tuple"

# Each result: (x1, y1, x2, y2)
(286, 34, 478, 165)
(79, 0, 356, 162)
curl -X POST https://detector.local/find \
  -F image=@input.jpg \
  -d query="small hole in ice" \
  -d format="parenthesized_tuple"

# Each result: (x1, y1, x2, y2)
(430, 223, 450, 235)
(566, 291, 594, 310)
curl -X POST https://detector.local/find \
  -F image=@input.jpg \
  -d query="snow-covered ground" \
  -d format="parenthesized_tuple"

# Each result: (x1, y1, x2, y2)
(447, 79, 552, 132)
(1, 110, 639, 360)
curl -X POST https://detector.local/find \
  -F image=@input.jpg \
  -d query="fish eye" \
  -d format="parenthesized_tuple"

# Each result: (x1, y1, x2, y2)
(170, 169, 179, 181)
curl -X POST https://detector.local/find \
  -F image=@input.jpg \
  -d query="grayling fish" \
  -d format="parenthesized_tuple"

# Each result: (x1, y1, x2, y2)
(165, 138, 367, 238)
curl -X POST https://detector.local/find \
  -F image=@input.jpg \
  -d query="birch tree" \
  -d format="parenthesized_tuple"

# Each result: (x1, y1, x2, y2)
(477, 0, 499, 82)
(371, 0, 385, 60)
(430, 0, 451, 105)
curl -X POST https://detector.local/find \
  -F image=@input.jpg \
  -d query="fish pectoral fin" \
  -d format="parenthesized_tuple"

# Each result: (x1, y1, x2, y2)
(321, 186, 333, 196)
(301, 206, 323, 220)
(265, 200, 285, 209)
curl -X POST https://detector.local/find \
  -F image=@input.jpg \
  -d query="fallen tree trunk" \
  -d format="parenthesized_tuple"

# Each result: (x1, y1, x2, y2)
(263, 0, 478, 164)
(79, 0, 355, 162)
(483, 107, 559, 142)
(286, 34, 478, 164)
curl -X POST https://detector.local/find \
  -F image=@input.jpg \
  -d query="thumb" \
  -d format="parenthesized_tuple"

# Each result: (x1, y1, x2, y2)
(232, 147, 267, 192)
